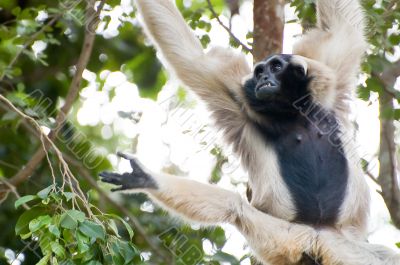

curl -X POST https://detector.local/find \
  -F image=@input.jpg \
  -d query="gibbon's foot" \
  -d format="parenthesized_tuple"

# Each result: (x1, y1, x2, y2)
(99, 152, 158, 191)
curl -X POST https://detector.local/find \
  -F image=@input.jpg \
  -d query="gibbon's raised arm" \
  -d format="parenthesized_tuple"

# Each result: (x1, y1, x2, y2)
(294, 0, 367, 97)
(100, 153, 400, 265)
(134, 0, 251, 136)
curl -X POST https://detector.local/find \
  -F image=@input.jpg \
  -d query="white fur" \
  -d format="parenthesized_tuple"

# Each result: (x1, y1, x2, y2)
(128, 0, 398, 264)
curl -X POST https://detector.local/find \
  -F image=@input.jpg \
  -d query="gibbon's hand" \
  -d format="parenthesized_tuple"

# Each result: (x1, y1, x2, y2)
(99, 152, 158, 192)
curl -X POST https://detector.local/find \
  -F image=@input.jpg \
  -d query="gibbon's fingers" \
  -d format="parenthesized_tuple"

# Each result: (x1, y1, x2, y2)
(116, 151, 143, 171)
(100, 171, 158, 191)
(116, 151, 135, 160)
(99, 155, 158, 191)
(99, 171, 124, 185)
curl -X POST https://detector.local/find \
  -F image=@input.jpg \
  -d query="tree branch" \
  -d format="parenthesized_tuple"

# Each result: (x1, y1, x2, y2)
(206, 0, 252, 53)
(4, 0, 105, 188)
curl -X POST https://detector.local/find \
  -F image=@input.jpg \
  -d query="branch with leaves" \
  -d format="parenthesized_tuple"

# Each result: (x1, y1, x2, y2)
(206, 0, 252, 53)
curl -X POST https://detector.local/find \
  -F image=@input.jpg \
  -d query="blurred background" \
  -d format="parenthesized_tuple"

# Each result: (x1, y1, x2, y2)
(0, 0, 399, 264)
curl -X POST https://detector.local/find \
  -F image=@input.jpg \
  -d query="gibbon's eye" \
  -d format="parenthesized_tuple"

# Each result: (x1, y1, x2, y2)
(293, 66, 306, 78)
(254, 65, 265, 79)
(270, 61, 283, 73)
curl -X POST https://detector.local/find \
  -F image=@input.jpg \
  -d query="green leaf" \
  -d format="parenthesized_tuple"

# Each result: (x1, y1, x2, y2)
(15, 207, 46, 235)
(63, 192, 75, 202)
(366, 77, 383, 93)
(210, 227, 226, 247)
(36, 253, 51, 265)
(15, 195, 38, 209)
(389, 34, 400, 46)
(85, 261, 102, 265)
(396, 242, 400, 248)
(37, 185, 54, 199)
(60, 210, 85, 229)
(29, 215, 52, 232)
(11, 7, 21, 16)
(107, 214, 133, 239)
(50, 241, 66, 258)
(62, 229, 75, 243)
(357, 85, 370, 101)
(48, 224, 61, 238)
(77, 231, 90, 254)
(117, 241, 137, 263)
(211, 251, 240, 264)
(79, 220, 105, 241)
(107, 219, 120, 237)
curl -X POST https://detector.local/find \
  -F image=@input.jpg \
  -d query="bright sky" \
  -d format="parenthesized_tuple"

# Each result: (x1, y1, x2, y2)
(72, 1, 400, 262)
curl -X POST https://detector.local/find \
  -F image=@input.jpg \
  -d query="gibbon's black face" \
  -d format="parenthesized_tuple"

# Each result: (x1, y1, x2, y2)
(244, 54, 311, 116)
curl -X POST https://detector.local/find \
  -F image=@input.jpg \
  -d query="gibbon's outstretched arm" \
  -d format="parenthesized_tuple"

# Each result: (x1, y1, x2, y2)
(134, 0, 251, 141)
(100, 153, 400, 265)
(294, 0, 367, 99)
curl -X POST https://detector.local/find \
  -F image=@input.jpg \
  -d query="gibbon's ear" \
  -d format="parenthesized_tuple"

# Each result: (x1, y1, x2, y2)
(294, 0, 367, 100)
(292, 55, 337, 109)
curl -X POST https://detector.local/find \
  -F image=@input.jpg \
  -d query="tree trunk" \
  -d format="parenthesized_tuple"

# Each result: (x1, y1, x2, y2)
(253, 0, 285, 62)
(378, 63, 400, 229)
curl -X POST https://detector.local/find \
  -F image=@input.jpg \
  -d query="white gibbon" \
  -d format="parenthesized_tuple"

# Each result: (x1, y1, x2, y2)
(100, 0, 400, 264)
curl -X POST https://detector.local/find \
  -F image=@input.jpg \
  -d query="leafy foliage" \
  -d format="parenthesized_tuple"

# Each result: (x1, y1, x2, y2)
(14, 186, 140, 265)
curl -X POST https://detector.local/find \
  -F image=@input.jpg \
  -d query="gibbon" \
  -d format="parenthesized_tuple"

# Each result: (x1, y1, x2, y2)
(100, 0, 400, 264)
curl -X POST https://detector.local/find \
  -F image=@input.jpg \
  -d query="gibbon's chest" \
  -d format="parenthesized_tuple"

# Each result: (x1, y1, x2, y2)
(259, 111, 349, 226)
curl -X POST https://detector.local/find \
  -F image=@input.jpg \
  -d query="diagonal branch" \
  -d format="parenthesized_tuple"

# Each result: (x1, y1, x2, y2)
(4, 0, 105, 188)
(206, 0, 252, 53)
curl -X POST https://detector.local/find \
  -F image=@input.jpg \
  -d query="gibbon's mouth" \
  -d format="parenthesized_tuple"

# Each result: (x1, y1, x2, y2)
(255, 81, 279, 99)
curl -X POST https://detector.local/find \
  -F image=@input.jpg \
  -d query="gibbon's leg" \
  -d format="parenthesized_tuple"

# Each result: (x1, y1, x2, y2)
(134, 0, 251, 142)
(318, 230, 400, 265)
(294, 0, 367, 97)
(100, 153, 400, 265)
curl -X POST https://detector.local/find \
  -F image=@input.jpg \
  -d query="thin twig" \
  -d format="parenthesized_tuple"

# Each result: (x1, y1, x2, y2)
(205, 0, 252, 53)
(1, 179, 30, 210)
(364, 167, 380, 186)
(0, 93, 94, 216)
